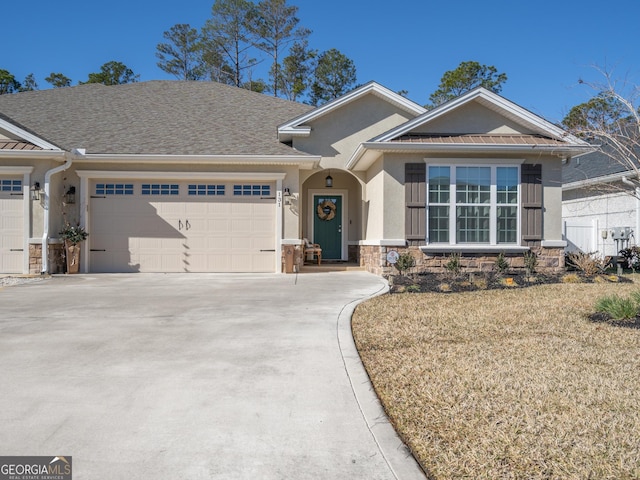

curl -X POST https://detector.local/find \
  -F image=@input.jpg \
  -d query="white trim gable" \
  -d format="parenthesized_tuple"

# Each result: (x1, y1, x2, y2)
(0, 117, 62, 151)
(374, 87, 586, 144)
(277, 81, 426, 141)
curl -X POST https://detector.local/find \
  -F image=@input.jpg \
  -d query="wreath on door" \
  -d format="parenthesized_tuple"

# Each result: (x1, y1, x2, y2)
(316, 199, 336, 221)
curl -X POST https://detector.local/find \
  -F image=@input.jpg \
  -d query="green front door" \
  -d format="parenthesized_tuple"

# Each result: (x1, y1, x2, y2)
(313, 195, 342, 260)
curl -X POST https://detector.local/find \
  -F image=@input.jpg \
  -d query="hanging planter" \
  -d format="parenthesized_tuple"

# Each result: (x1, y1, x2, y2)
(59, 224, 88, 274)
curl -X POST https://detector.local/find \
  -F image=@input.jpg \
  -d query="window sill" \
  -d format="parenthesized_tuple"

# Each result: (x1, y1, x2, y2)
(420, 245, 530, 255)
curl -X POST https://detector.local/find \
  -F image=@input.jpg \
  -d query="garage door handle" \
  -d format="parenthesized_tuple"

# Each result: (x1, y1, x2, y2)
(10, 248, 23, 251)
(185, 219, 191, 230)
(90, 249, 106, 252)
(178, 220, 183, 231)
(260, 249, 276, 252)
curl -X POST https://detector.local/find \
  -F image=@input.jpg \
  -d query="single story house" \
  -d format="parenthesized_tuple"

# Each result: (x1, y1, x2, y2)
(563, 146, 639, 257)
(0, 80, 591, 275)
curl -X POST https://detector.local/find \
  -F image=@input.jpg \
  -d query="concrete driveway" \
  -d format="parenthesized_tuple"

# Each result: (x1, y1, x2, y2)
(0, 272, 425, 479)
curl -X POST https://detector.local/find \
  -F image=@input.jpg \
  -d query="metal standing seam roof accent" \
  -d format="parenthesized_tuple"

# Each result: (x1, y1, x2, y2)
(0, 140, 43, 150)
(391, 133, 567, 145)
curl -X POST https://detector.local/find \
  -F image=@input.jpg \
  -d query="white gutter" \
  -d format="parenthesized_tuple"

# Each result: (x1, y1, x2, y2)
(41, 151, 79, 273)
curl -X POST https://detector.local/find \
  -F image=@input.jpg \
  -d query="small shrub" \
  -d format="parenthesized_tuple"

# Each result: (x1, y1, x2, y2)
(395, 252, 416, 276)
(444, 252, 462, 276)
(471, 277, 488, 290)
(619, 246, 640, 271)
(566, 251, 609, 277)
(495, 252, 509, 275)
(523, 250, 537, 274)
(438, 283, 452, 292)
(406, 284, 421, 293)
(562, 273, 583, 283)
(595, 294, 638, 320)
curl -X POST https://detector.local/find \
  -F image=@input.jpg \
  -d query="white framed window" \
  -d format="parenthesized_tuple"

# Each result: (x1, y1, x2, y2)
(188, 184, 225, 196)
(427, 165, 520, 245)
(95, 183, 134, 195)
(141, 184, 179, 196)
(233, 184, 270, 196)
(0, 179, 22, 192)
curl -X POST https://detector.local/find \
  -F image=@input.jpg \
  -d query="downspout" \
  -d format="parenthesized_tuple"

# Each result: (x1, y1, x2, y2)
(622, 176, 640, 246)
(41, 153, 74, 274)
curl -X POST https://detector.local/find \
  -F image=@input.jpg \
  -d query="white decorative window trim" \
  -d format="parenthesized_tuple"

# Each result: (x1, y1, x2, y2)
(188, 184, 225, 196)
(141, 183, 179, 196)
(426, 163, 521, 247)
(233, 184, 271, 196)
(95, 183, 134, 195)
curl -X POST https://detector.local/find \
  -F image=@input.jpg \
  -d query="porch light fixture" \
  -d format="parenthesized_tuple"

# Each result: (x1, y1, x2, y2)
(64, 186, 76, 204)
(325, 173, 333, 188)
(283, 187, 291, 196)
(31, 182, 41, 201)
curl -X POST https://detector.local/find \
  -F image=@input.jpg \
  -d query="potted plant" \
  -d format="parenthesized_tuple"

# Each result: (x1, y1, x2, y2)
(59, 223, 88, 274)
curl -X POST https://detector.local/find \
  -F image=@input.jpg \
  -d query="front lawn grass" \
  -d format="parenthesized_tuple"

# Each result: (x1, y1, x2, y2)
(352, 280, 640, 479)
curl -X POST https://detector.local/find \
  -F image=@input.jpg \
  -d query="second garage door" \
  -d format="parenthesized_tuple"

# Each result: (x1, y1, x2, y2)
(89, 181, 276, 273)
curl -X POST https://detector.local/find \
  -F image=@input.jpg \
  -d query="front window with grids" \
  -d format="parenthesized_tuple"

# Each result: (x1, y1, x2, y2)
(427, 165, 519, 245)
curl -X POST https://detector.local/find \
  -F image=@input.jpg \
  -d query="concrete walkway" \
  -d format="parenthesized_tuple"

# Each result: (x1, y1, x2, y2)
(0, 273, 425, 479)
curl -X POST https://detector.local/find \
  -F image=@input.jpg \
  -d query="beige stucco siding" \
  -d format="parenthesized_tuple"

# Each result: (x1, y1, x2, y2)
(363, 158, 384, 240)
(361, 153, 566, 245)
(540, 157, 563, 242)
(415, 102, 535, 135)
(293, 95, 414, 169)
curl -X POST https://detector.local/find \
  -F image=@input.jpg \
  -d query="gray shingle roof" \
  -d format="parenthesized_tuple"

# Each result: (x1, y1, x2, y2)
(0, 81, 314, 156)
(563, 142, 640, 184)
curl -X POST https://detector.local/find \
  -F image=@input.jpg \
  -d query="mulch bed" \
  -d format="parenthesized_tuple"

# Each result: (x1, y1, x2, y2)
(387, 271, 632, 294)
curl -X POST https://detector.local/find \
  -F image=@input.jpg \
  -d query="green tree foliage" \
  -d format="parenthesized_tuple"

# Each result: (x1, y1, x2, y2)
(277, 40, 316, 101)
(19, 74, 38, 92)
(0, 69, 21, 94)
(83, 61, 140, 85)
(45, 72, 72, 88)
(309, 48, 356, 106)
(156, 24, 206, 81)
(428, 61, 507, 107)
(201, 0, 257, 87)
(249, 0, 310, 97)
(241, 78, 268, 93)
(562, 93, 628, 133)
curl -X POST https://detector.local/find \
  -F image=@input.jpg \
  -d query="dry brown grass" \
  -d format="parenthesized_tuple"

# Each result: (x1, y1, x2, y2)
(352, 280, 640, 479)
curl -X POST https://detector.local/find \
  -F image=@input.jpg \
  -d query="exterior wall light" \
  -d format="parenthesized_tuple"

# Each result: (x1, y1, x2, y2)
(64, 186, 76, 204)
(325, 174, 333, 188)
(31, 182, 42, 201)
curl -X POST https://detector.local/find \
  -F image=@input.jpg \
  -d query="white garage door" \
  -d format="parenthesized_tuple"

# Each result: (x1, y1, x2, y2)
(0, 178, 24, 274)
(89, 181, 276, 273)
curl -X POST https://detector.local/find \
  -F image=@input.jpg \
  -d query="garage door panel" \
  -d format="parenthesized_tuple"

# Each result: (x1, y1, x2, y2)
(89, 180, 276, 273)
(1, 184, 24, 274)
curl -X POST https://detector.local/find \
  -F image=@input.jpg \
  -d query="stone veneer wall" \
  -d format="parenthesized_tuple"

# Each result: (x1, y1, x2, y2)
(359, 245, 565, 277)
(29, 243, 65, 274)
(281, 244, 304, 273)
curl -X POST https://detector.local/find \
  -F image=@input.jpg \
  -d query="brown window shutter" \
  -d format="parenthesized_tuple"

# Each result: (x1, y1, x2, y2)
(521, 164, 542, 247)
(405, 163, 426, 246)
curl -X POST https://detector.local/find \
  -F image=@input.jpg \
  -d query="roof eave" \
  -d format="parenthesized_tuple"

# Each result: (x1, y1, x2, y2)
(74, 153, 321, 169)
(347, 142, 593, 171)
(277, 81, 426, 136)
(563, 170, 637, 191)
(374, 87, 592, 147)
(0, 149, 67, 160)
